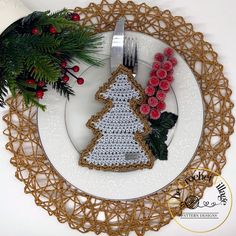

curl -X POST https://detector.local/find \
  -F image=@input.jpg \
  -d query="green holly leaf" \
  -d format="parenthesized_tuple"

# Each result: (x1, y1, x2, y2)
(152, 127, 168, 141)
(150, 111, 178, 130)
(146, 112, 178, 160)
(156, 141, 168, 160)
(147, 133, 168, 160)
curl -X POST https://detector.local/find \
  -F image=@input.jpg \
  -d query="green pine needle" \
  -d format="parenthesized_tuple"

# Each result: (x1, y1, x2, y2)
(26, 49, 61, 82)
(51, 80, 75, 99)
(0, 74, 8, 107)
(22, 92, 46, 111)
(18, 83, 46, 110)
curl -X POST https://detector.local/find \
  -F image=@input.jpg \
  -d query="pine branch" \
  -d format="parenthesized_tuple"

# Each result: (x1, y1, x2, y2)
(57, 30, 103, 66)
(48, 8, 68, 18)
(7, 77, 18, 97)
(12, 33, 61, 53)
(51, 80, 75, 99)
(16, 79, 37, 90)
(36, 10, 77, 32)
(46, 18, 76, 32)
(0, 74, 8, 107)
(25, 49, 61, 82)
(0, 38, 25, 78)
(18, 83, 46, 110)
(22, 91, 46, 111)
(21, 11, 45, 26)
(0, 9, 103, 109)
(31, 35, 60, 53)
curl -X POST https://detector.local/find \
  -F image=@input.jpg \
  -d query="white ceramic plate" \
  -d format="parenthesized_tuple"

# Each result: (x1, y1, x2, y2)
(37, 31, 204, 200)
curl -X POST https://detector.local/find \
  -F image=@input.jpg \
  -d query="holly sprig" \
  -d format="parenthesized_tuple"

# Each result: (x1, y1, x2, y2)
(146, 112, 178, 160)
(0, 9, 102, 110)
(139, 47, 179, 160)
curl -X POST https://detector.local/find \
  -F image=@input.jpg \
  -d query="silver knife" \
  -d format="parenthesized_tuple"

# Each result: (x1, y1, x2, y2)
(110, 17, 125, 73)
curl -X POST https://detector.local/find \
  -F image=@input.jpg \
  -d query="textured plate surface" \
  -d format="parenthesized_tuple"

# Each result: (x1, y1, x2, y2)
(37, 31, 204, 200)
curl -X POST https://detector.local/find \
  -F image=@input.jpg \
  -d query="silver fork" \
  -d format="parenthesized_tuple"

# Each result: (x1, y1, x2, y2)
(123, 37, 138, 77)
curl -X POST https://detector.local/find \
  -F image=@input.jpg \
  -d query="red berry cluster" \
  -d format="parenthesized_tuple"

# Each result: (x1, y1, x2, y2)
(31, 13, 80, 35)
(140, 47, 178, 120)
(29, 13, 83, 99)
(29, 61, 84, 99)
(26, 77, 46, 99)
(31, 25, 59, 35)
(60, 61, 84, 85)
(27, 60, 85, 99)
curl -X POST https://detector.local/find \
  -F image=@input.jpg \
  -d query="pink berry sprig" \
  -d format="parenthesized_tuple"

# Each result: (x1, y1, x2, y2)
(60, 61, 84, 85)
(140, 47, 178, 120)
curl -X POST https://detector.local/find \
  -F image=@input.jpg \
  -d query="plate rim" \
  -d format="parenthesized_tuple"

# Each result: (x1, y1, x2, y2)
(37, 30, 205, 200)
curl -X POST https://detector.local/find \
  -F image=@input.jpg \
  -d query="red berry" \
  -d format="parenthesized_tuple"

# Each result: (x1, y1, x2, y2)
(157, 101, 166, 111)
(145, 86, 155, 96)
(49, 26, 57, 34)
(156, 69, 167, 79)
(159, 80, 170, 91)
(31, 27, 39, 35)
(61, 61, 67, 68)
(148, 97, 159, 107)
(140, 104, 151, 115)
(166, 75, 174, 83)
(162, 61, 173, 71)
(150, 109, 161, 120)
(77, 77, 84, 85)
(164, 47, 174, 57)
(156, 90, 166, 101)
(169, 57, 178, 66)
(150, 70, 157, 77)
(37, 81, 45, 87)
(36, 90, 44, 99)
(62, 75, 70, 83)
(73, 65, 80, 72)
(154, 53, 164, 62)
(152, 61, 161, 70)
(26, 79, 35, 84)
(71, 13, 80, 21)
(148, 76, 159, 87)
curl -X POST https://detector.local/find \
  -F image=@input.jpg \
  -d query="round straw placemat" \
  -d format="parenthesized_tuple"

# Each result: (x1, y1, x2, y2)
(3, 0, 234, 235)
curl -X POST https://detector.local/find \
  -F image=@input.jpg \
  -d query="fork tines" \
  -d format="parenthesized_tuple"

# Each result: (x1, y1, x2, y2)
(123, 37, 138, 76)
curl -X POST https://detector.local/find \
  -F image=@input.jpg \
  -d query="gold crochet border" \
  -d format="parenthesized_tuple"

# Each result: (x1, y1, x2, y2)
(79, 65, 155, 171)
(3, 0, 234, 235)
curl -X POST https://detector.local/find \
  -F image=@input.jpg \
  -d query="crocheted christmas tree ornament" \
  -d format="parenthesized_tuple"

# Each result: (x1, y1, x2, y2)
(79, 65, 155, 171)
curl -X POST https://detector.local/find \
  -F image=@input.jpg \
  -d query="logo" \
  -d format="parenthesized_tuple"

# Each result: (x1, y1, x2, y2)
(167, 168, 232, 233)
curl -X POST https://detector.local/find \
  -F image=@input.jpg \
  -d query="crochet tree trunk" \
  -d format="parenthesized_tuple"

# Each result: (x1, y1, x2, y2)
(79, 65, 154, 171)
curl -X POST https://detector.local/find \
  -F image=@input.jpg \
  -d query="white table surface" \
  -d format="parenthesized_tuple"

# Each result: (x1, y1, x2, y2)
(0, 0, 236, 236)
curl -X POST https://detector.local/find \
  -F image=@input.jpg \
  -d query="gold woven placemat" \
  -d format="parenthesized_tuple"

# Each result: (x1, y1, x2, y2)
(3, 0, 234, 235)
